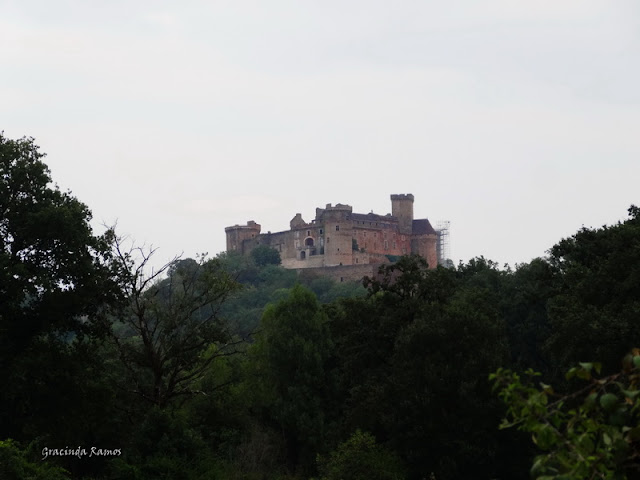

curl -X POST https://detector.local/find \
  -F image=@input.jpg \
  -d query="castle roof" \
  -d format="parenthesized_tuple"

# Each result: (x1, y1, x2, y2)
(412, 219, 436, 235)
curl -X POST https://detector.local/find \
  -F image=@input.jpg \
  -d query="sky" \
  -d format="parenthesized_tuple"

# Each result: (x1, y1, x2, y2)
(2, 0, 639, 270)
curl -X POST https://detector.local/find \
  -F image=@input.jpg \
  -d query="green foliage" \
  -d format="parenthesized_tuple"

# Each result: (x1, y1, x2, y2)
(249, 285, 334, 472)
(0, 439, 69, 480)
(331, 256, 514, 480)
(251, 245, 282, 267)
(545, 206, 640, 377)
(491, 351, 640, 480)
(501, 258, 556, 374)
(0, 133, 122, 454)
(0, 133, 119, 347)
(317, 430, 405, 480)
(108, 407, 223, 480)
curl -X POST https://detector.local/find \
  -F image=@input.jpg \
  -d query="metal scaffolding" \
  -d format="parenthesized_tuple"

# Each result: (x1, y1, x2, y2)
(435, 220, 451, 267)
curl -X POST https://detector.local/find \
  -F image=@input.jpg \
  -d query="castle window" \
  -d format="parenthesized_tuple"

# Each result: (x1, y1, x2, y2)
(300, 251, 306, 260)
(374, 232, 377, 237)
(393, 242, 396, 249)
(355, 258, 359, 264)
(320, 229, 323, 234)
(327, 237, 330, 243)
(335, 225, 340, 231)
(307, 230, 310, 236)
(305, 237, 314, 247)
(384, 241, 389, 250)
(363, 232, 367, 238)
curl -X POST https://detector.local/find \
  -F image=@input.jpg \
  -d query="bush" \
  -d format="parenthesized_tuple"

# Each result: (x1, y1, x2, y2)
(0, 439, 69, 480)
(317, 430, 405, 480)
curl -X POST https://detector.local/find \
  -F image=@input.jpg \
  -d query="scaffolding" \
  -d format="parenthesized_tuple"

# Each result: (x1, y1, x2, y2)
(435, 220, 451, 267)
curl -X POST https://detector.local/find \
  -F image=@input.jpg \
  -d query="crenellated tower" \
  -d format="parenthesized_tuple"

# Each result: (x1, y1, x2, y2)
(391, 194, 414, 235)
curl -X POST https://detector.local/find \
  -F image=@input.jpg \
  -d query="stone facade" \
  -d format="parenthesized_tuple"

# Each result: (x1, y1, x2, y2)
(225, 194, 438, 280)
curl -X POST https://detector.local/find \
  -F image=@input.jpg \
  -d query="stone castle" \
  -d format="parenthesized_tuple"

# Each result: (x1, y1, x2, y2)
(225, 194, 441, 281)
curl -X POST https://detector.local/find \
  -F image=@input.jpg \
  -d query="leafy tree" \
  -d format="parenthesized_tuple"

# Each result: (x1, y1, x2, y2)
(0, 134, 122, 457)
(491, 352, 640, 479)
(317, 430, 405, 480)
(250, 244, 281, 267)
(249, 284, 334, 473)
(545, 206, 640, 378)
(0, 133, 119, 350)
(502, 258, 556, 375)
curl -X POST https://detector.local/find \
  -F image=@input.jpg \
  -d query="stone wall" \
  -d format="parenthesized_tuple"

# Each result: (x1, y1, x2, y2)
(296, 263, 381, 283)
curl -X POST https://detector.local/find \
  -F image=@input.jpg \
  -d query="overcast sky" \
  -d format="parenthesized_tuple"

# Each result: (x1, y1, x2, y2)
(2, 0, 639, 269)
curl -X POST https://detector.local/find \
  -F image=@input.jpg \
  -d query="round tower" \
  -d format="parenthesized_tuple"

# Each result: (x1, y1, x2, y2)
(391, 194, 414, 235)
(322, 204, 353, 266)
(225, 221, 261, 254)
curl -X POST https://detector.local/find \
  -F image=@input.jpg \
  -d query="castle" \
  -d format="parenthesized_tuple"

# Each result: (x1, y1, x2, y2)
(225, 194, 440, 281)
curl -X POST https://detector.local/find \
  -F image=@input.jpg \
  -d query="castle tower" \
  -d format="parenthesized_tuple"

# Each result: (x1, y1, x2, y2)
(391, 194, 414, 235)
(225, 221, 261, 254)
(321, 203, 353, 267)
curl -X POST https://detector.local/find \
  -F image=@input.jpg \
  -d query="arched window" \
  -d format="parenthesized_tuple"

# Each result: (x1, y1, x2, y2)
(305, 237, 314, 247)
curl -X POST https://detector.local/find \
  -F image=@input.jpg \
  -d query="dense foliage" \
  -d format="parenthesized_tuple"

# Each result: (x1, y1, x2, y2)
(1, 134, 639, 479)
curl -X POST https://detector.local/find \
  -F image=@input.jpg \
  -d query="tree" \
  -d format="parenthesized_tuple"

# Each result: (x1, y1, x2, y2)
(0, 133, 121, 449)
(0, 133, 119, 353)
(545, 206, 640, 378)
(250, 245, 281, 267)
(501, 258, 556, 375)
(110, 240, 242, 410)
(249, 284, 334, 473)
(317, 430, 405, 480)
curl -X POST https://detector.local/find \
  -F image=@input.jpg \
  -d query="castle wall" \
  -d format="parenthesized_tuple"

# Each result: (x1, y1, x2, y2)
(297, 263, 380, 283)
(282, 255, 325, 269)
(411, 235, 438, 269)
